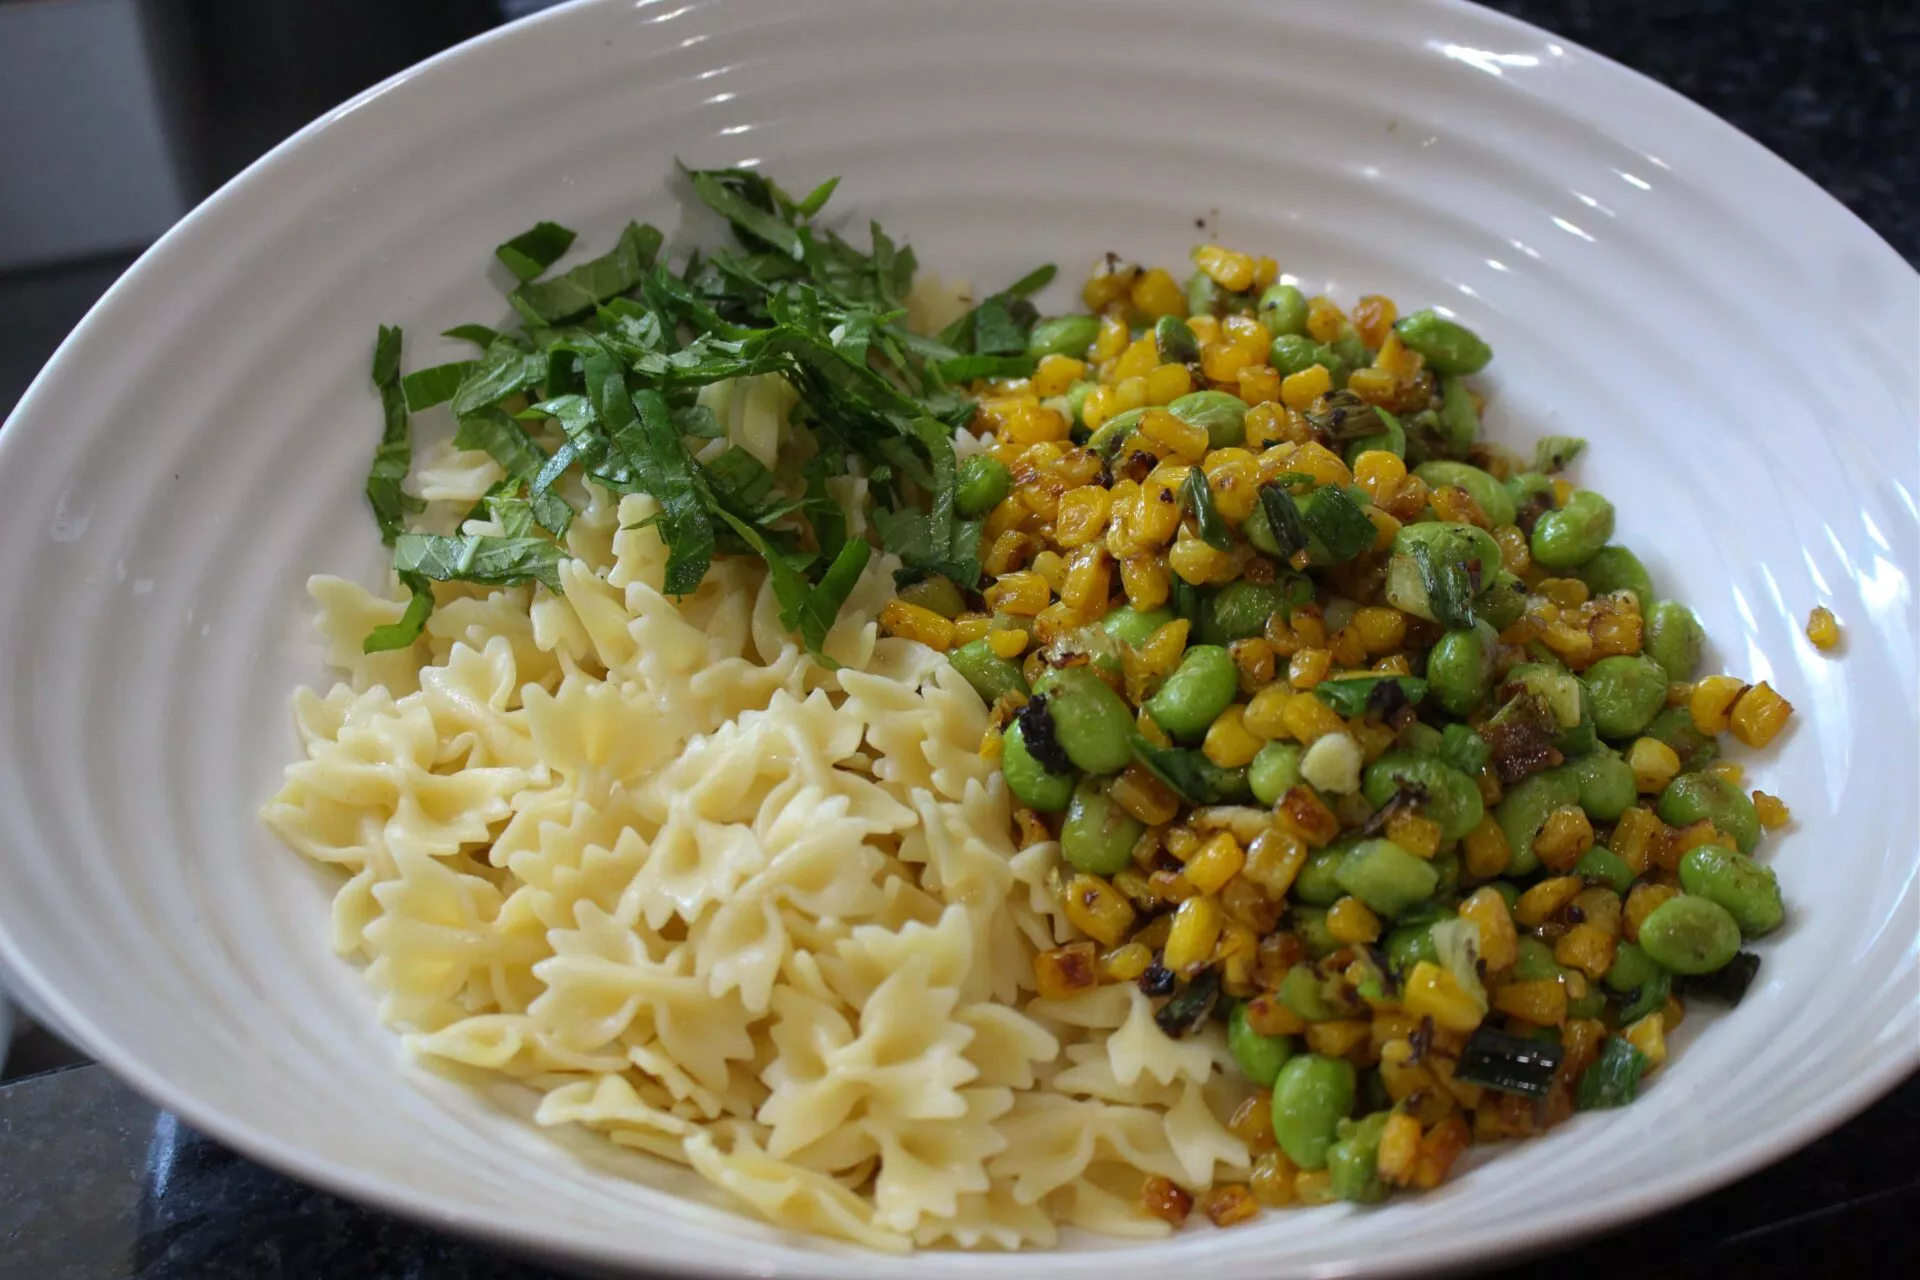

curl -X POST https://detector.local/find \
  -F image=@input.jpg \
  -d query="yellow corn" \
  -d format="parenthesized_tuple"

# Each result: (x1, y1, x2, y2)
(1624, 1011, 1668, 1070)
(1145, 361, 1194, 405)
(1462, 816, 1512, 878)
(1109, 765, 1181, 826)
(1165, 896, 1225, 972)
(1280, 364, 1331, 411)
(1098, 941, 1153, 983)
(1033, 942, 1099, 999)
(1243, 827, 1309, 898)
(1001, 403, 1070, 447)
(1281, 691, 1346, 743)
(1492, 978, 1568, 1027)
(985, 571, 1050, 616)
(1208, 459, 1263, 522)
(1130, 267, 1186, 318)
(1805, 605, 1841, 651)
(1031, 353, 1085, 396)
(1753, 790, 1791, 829)
(952, 614, 992, 646)
(1111, 375, 1150, 415)
(1200, 340, 1255, 384)
(1459, 887, 1518, 970)
(1054, 485, 1112, 549)
(983, 628, 1027, 661)
(1290, 442, 1353, 489)
(1243, 685, 1293, 738)
(1305, 295, 1347, 344)
(1250, 1151, 1298, 1207)
(1134, 468, 1187, 544)
(1237, 365, 1280, 406)
(1140, 409, 1210, 464)
(1730, 681, 1793, 747)
(1403, 961, 1485, 1034)
(1376, 1113, 1423, 1186)
(1187, 313, 1222, 346)
(1028, 549, 1066, 595)
(1305, 1020, 1371, 1058)
(1185, 833, 1247, 894)
(1327, 895, 1382, 945)
(1610, 806, 1667, 876)
(1351, 294, 1398, 348)
(1171, 531, 1234, 585)
(1533, 805, 1596, 871)
(1288, 647, 1334, 689)
(1707, 760, 1745, 786)
(1628, 736, 1682, 793)
(1350, 605, 1407, 654)
(1118, 553, 1171, 611)
(1093, 308, 1131, 358)
(1554, 923, 1617, 980)
(1514, 875, 1584, 927)
(1623, 883, 1679, 944)
(1203, 705, 1264, 768)
(1060, 546, 1112, 613)
(1689, 675, 1747, 735)
(1386, 812, 1443, 860)
(1193, 244, 1256, 292)
(1243, 402, 1295, 449)
(880, 600, 957, 650)
(1551, 477, 1576, 507)
(1062, 874, 1137, 948)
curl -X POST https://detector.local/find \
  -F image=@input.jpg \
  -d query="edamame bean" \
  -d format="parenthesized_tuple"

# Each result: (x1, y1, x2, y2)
(1574, 845, 1635, 894)
(1644, 600, 1706, 681)
(1427, 620, 1499, 716)
(1292, 906, 1341, 957)
(1582, 654, 1669, 740)
(1505, 470, 1554, 511)
(1209, 579, 1296, 641)
(898, 574, 966, 618)
(1102, 604, 1175, 648)
(1434, 374, 1481, 452)
(1194, 757, 1253, 802)
(1530, 490, 1616, 569)
(1384, 920, 1439, 973)
(1431, 849, 1462, 900)
(1415, 461, 1516, 527)
(1507, 660, 1585, 728)
(1576, 546, 1655, 605)
(1479, 570, 1529, 631)
(1061, 778, 1147, 876)
(1228, 1002, 1297, 1087)
(1658, 772, 1761, 854)
(1384, 522, 1506, 624)
(1278, 964, 1342, 1021)
(1026, 314, 1101, 359)
(1041, 668, 1137, 775)
(1258, 283, 1310, 336)
(1399, 721, 1446, 756)
(1250, 741, 1306, 807)
(1679, 845, 1784, 936)
(1065, 380, 1096, 427)
(1394, 310, 1493, 375)
(1637, 895, 1742, 974)
(1294, 844, 1350, 906)
(954, 454, 1012, 518)
(1513, 936, 1562, 982)
(1495, 767, 1580, 876)
(1346, 405, 1408, 463)
(1144, 645, 1238, 741)
(1604, 940, 1665, 994)
(1001, 720, 1073, 812)
(1330, 332, 1369, 385)
(1328, 1112, 1392, 1204)
(1271, 1054, 1357, 1170)
(1644, 705, 1721, 771)
(1269, 333, 1335, 378)
(1184, 269, 1232, 318)
(1569, 748, 1637, 821)
(1487, 881, 1521, 912)
(1154, 314, 1200, 365)
(1168, 390, 1249, 449)
(1336, 838, 1441, 917)
(948, 639, 1029, 705)
(1362, 752, 1486, 843)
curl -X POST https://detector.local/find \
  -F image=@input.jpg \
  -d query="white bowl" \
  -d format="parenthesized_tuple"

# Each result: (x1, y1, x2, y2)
(0, 0, 1914, 1275)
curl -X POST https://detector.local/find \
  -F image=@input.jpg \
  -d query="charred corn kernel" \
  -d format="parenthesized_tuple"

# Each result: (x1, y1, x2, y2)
(1538, 577, 1591, 609)
(1805, 605, 1841, 651)
(1491, 524, 1531, 576)
(1249, 255, 1279, 289)
(1098, 942, 1154, 983)
(1243, 828, 1309, 901)
(1374, 328, 1425, 381)
(1492, 978, 1568, 1026)
(1171, 531, 1233, 584)
(1374, 1113, 1423, 1187)
(1250, 1151, 1298, 1206)
(1237, 365, 1281, 406)
(1623, 883, 1680, 944)
(1403, 961, 1486, 1034)
(1054, 486, 1113, 549)
(1430, 484, 1489, 527)
(1243, 402, 1296, 449)
(1185, 832, 1248, 894)
(1162, 826, 1201, 862)
(1165, 896, 1225, 972)
(1410, 1116, 1470, 1190)
(1138, 1175, 1193, 1226)
(1305, 295, 1347, 344)
(1001, 403, 1070, 447)
(1345, 366, 1401, 407)
(1145, 361, 1194, 406)
(1202, 706, 1264, 770)
(1372, 652, 1414, 677)
(1134, 471, 1186, 545)
(1144, 871, 1193, 909)
(1138, 618, 1191, 673)
(1610, 806, 1667, 876)
(1112, 335, 1159, 384)
(1624, 1011, 1668, 1069)
(984, 571, 1050, 616)
(1554, 923, 1617, 980)
(1111, 765, 1181, 826)
(1079, 383, 1117, 432)
(1664, 819, 1727, 866)
(1093, 309, 1131, 359)
(1352, 718, 1399, 762)
(1551, 477, 1576, 507)
(1201, 1183, 1260, 1229)
(1514, 875, 1584, 927)
(1327, 896, 1383, 945)
(1689, 675, 1746, 735)
(1539, 620, 1595, 668)
(1063, 874, 1137, 948)
(1130, 267, 1186, 318)
(1731, 681, 1793, 747)
(1365, 505, 1402, 551)
(1705, 760, 1745, 787)
(1207, 459, 1263, 522)
(1288, 647, 1334, 689)
(1352, 450, 1407, 504)
(1194, 244, 1257, 292)
(1033, 942, 1099, 999)
(1280, 690, 1346, 743)
(1305, 1019, 1371, 1058)
(1243, 685, 1294, 738)
(1084, 258, 1139, 310)
(1060, 547, 1112, 612)
(1280, 364, 1332, 411)
(1386, 812, 1443, 860)
(880, 600, 957, 650)
(1119, 553, 1171, 610)
(1533, 806, 1595, 871)
(1570, 885, 1623, 936)
(1351, 294, 1399, 348)
(1754, 790, 1792, 829)
(1460, 887, 1519, 970)
(1628, 736, 1682, 793)
(1201, 341, 1255, 384)
(1031, 353, 1086, 397)
(983, 528, 1034, 576)
(1328, 624, 1368, 668)
(1276, 784, 1342, 846)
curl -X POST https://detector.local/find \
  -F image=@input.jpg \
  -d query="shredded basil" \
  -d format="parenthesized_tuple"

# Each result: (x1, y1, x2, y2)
(495, 221, 578, 283)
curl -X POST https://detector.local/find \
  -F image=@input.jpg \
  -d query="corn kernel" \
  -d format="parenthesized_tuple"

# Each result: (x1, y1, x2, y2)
(1305, 295, 1348, 344)
(1165, 896, 1225, 973)
(1754, 790, 1791, 829)
(1200, 1183, 1260, 1229)
(1554, 923, 1617, 980)
(1171, 531, 1234, 585)
(1275, 784, 1342, 846)
(1001, 403, 1070, 447)
(1093, 308, 1131, 358)
(984, 570, 1050, 616)
(1514, 875, 1584, 927)
(1288, 647, 1333, 689)
(1627, 736, 1682, 793)
(1663, 995, 1686, 1031)
(1053, 486, 1112, 549)
(1237, 365, 1281, 406)
(1194, 244, 1257, 293)
(1730, 681, 1793, 748)
(1138, 618, 1191, 672)
(1327, 896, 1382, 945)
(1185, 832, 1248, 894)
(1289, 442, 1354, 489)
(1243, 402, 1301, 449)
(1060, 547, 1112, 613)
(1098, 941, 1154, 983)
(1186, 313, 1222, 346)
(1623, 883, 1679, 944)
(952, 613, 992, 646)
(1532, 806, 1595, 871)
(1707, 760, 1745, 786)
(1033, 942, 1099, 999)
(1410, 1116, 1471, 1190)
(1351, 294, 1398, 348)
(1250, 1151, 1297, 1206)
(1243, 827, 1309, 898)
(1403, 961, 1486, 1034)
(1551, 477, 1576, 507)
(1243, 685, 1293, 738)
(1459, 887, 1518, 970)
(1689, 675, 1747, 735)
(1201, 341, 1255, 384)
(1145, 361, 1194, 406)
(1805, 605, 1841, 652)
(1610, 806, 1667, 876)
(1138, 1175, 1193, 1226)
(1280, 364, 1332, 411)
(1111, 765, 1181, 826)
(1492, 978, 1568, 1026)
(1119, 553, 1171, 610)
(1624, 1011, 1668, 1070)
(1280, 691, 1346, 744)
(1062, 874, 1138, 948)
(1455, 815, 1509, 880)
(1029, 550, 1067, 594)
(984, 628, 1028, 661)
(1135, 469, 1187, 544)
(1031, 353, 1086, 397)
(1305, 1019, 1371, 1058)
(1207, 459, 1263, 522)
(1130, 267, 1186, 318)
(1202, 705, 1264, 769)
(879, 600, 957, 651)
(1387, 812, 1443, 860)
(1112, 334, 1159, 384)
(1294, 1170, 1335, 1204)
(1222, 313, 1271, 357)
(1431, 484, 1490, 528)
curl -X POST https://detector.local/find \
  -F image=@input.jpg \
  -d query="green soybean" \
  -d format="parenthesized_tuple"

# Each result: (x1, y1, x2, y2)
(1487, 880, 1522, 912)
(1143, 645, 1238, 741)
(1065, 380, 1096, 427)
(1295, 844, 1350, 906)
(1154, 314, 1200, 365)
(1040, 668, 1137, 775)
(1328, 1111, 1393, 1204)
(1479, 570, 1529, 631)
(1394, 310, 1493, 375)
(1026, 314, 1101, 359)
(1336, 838, 1441, 917)
(898, 575, 966, 618)
(1269, 332, 1335, 378)
(1644, 601, 1706, 682)
(1060, 778, 1147, 876)
(1250, 741, 1306, 807)
(1430, 849, 1462, 900)
(1530, 490, 1615, 569)
(1569, 748, 1637, 821)
(1679, 845, 1784, 936)
(1637, 896, 1741, 974)
(1346, 405, 1408, 463)
(1271, 1054, 1357, 1170)
(1574, 845, 1636, 894)
(1576, 546, 1655, 605)
(954, 454, 1013, 518)
(1384, 522, 1506, 623)
(1415, 461, 1517, 527)
(1362, 752, 1486, 844)
(1505, 470, 1555, 512)
(1001, 721, 1073, 812)
(1512, 936, 1562, 983)
(1210, 579, 1293, 641)
(1258, 283, 1310, 336)
(1427, 620, 1499, 716)
(1102, 604, 1175, 648)
(1434, 374, 1481, 452)
(1604, 940, 1666, 994)
(1292, 906, 1342, 957)
(1507, 660, 1586, 728)
(1384, 920, 1439, 973)
(1583, 654, 1669, 740)
(1644, 705, 1720, 771)
(1658, 772, 1761, 855)
(1169, 390, 1249, 449)
(948, 639, 1029, 705)
(1228, 1003, 1297, 1087)
(1496, 766, 1580, 876)
(1184, 269, 1232, 319)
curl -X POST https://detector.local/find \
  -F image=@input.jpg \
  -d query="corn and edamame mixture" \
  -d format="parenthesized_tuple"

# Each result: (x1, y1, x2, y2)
(885, 247, 1812, 1220)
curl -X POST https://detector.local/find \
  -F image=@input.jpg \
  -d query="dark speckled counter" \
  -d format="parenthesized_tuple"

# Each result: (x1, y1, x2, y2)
(1, 1, 1915, 1277)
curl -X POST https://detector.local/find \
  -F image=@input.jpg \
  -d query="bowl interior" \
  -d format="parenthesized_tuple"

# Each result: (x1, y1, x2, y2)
(0, 1, 1914, 1276)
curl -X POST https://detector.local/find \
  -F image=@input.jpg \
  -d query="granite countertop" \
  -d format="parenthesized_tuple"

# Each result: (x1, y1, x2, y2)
(1, 2, 1915, 1278)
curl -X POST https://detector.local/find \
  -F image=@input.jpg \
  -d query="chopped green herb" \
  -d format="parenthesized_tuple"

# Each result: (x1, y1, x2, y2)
(1181, 467, 1236, 552)
(393, 533, 568, 593)
(1313, 675, 1428, 718)
(1298, 485, 1377, 563)
(495, 221, 578, 283)
(1574, 1036, 1649, 1110)
(363, 572, 434, 653)
(366, 325, 423, 547)
(401, 361, 479, 412)
(1257, 484, 1311, 558)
